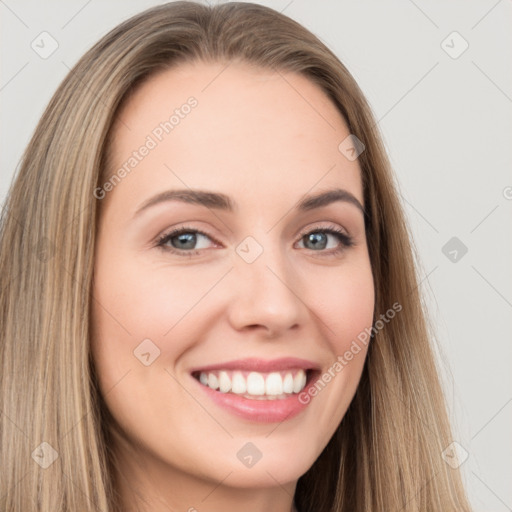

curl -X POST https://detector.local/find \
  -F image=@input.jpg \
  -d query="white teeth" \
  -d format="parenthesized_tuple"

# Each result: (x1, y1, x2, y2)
(231, 371, 247, 394)
(283, 373, 294, 394)
(293, 371, 307, 393)
(247, 372, 265, 395)
(218, 371, 231, 393)
(197, 369, 309, 397)
(207, 373, 219, 390)
(265, 372, 283, 395)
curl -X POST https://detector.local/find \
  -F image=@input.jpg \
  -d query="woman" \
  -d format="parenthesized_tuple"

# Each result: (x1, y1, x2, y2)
(0, 2, 472, 511)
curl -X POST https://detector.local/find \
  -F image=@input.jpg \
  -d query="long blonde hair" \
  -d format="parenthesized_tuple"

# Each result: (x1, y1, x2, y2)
(0, 2, 472, 510)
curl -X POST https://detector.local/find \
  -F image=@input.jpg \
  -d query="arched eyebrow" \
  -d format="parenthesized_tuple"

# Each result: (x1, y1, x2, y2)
(133, 187, 365, 218)
(297, 188, 365, 216)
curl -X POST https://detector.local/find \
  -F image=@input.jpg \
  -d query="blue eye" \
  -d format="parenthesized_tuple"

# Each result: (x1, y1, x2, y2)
(156, 224, 354, 257)
(157, 226, 215, 256)
(298, 228, 354, 253)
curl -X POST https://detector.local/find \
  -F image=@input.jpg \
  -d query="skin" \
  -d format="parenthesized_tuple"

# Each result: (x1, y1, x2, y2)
(90, 60, 375, 512)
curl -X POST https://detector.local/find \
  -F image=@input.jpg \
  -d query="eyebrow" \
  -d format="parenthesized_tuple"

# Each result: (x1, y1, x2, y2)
(133, 187, 366, 218)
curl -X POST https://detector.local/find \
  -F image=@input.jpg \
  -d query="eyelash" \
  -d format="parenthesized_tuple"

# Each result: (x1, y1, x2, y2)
(156, 224, 354, 258)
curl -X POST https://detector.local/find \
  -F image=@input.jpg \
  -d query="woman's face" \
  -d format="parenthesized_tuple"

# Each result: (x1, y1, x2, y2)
(91, 61, 374, 507)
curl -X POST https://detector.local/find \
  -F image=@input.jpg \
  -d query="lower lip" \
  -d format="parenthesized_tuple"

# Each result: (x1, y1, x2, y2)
(191, 372, 318, 423)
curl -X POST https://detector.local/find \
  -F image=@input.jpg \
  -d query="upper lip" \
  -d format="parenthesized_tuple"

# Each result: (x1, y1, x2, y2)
(189, 357, 320, 374)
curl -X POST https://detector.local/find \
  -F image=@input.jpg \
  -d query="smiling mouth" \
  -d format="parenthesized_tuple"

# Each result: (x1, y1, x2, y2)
(191, 368, 318, 400)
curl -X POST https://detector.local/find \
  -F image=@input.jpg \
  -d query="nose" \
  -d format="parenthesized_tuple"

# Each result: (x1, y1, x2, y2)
(226, 240, 306, 337)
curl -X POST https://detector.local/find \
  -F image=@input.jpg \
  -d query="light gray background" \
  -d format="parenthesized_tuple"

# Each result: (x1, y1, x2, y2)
(1, 1, 511, 510)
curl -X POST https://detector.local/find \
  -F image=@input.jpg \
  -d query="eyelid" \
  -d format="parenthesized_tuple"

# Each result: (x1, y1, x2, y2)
(295, 222, 351, 241)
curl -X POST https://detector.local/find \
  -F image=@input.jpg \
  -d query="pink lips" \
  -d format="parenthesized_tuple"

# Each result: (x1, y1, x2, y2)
(189, 357, 321, 423)
(189, 356, 320, 373)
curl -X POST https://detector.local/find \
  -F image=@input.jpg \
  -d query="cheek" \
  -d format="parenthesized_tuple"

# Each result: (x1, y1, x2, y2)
(89, 252, 222, 380)
(307, 260, 375, 350)
(93, 250, 197, 336)
(286, 259, 374, 438)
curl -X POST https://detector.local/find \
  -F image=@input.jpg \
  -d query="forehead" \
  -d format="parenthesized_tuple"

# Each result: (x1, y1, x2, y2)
(106, 60, 363, 209)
